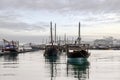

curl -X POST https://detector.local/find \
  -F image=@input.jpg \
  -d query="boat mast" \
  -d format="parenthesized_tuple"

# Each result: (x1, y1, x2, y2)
(78, 22, 81, 45)
(50, 22, 53, 45)
(55, 23, 56, 43)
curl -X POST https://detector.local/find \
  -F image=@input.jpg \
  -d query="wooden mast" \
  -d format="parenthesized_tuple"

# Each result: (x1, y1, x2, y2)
(78, 22, 81, 45)
(54, 23, 56, 43)
(50, 22, 53, 45)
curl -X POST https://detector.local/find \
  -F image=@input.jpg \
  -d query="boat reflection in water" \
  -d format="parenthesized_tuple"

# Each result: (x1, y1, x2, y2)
(44, 55, 59, 80)
(0, 52, 18, 77)
(2, 53, 18, 61)
(67, 58, 90, 80)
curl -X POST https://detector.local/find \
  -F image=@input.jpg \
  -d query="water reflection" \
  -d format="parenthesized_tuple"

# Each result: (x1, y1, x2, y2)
(1, 50, 120, 80)
(67, 58, 90, 80)
(44, 56, 59, 63)
(0, 53, 19, 78)
(3, 53, 18, 62)
(44, 56, 59, 80)
(0, 53, 18, 67)
(44, 54, 90, 80)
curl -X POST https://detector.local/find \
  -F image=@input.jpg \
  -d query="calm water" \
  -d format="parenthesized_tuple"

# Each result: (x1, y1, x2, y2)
(0, 50, 120, 80)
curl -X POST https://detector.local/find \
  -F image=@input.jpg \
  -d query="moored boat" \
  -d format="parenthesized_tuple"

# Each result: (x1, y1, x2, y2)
(66, 44, 90, 58)
(2, 39, 19, 54)
(44, 22, 59, 57)
(66, 22, 90, 59)
(44, 44, 58, 56)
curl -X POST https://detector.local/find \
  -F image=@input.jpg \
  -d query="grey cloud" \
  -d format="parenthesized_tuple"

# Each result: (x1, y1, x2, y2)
(0, 17, 46, 31)
(0, 10, 51, 32)
(0, 0, 66, 10)
(0, 9, 50, 31)
(0, 22, 46, 32)
(0, 0, 120, 13)
(0, 0, 120, 27)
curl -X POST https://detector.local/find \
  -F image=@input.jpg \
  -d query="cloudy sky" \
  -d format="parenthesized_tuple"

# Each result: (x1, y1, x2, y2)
(0, 0, 120, 43)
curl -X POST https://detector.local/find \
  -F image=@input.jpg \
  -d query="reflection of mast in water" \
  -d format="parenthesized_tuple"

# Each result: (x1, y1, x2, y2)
(44, 56, 59, 80)
(67, 59, 90, 80)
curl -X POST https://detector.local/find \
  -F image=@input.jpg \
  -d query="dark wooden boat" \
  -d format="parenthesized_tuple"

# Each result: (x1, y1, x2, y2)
(66, 22, 90, 59)
(67, 44, 90, 58)
(44, 22, 59, 57)
(44, 44, 58, 56)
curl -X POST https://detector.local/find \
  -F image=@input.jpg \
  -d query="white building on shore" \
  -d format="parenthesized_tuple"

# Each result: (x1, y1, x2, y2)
(93, 37, 114, 49)
(113, 39, 120, 47)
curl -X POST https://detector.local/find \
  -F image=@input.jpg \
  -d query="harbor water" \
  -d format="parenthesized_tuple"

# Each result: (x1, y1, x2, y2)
(0, 50, 120, 80)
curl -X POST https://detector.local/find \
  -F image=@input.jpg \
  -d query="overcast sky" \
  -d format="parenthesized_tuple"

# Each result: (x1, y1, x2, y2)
(0, 0, 120, 43)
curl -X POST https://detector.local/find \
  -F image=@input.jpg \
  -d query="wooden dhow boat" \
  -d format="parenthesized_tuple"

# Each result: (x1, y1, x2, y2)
(66, 22, 90, 59)
(44, 22, 59, 57)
